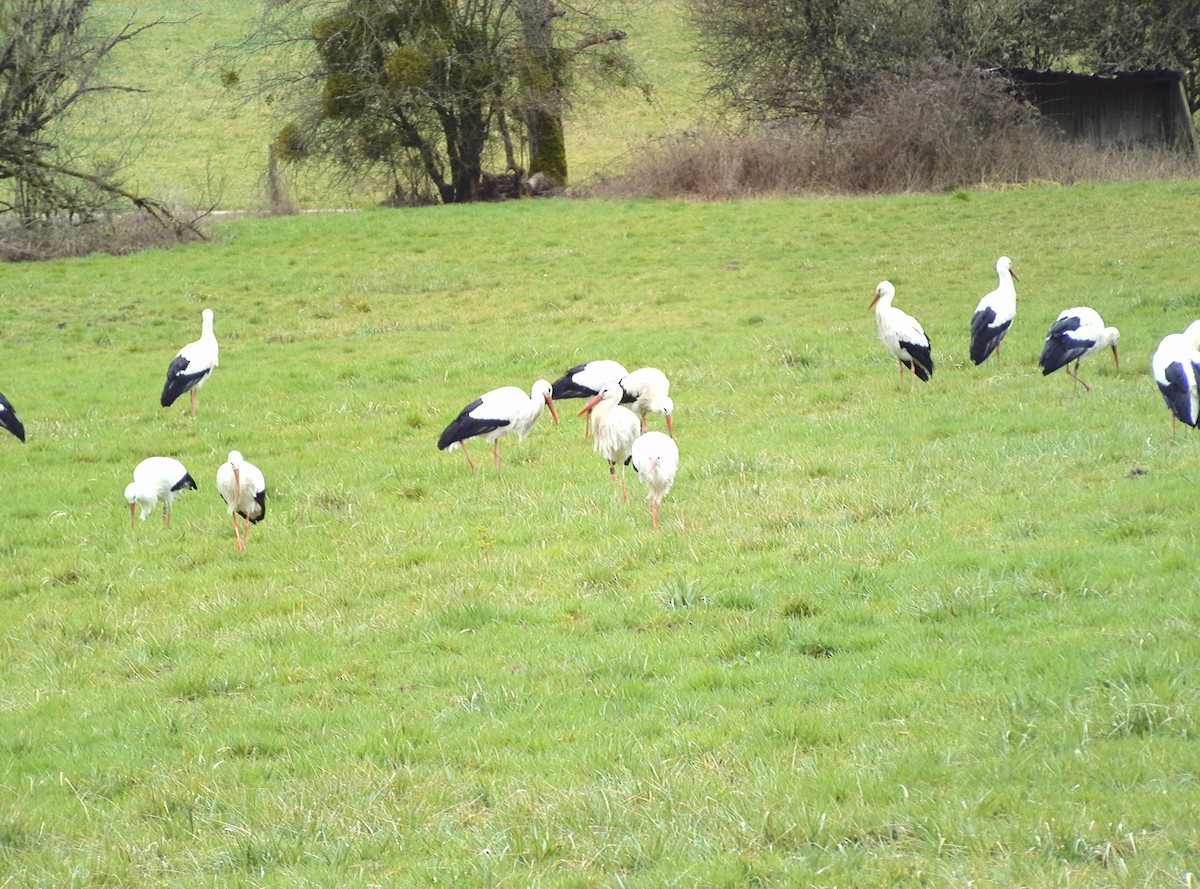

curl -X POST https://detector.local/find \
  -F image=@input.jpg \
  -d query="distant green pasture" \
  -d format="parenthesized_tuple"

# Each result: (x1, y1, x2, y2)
(1, 182, 1199, 886)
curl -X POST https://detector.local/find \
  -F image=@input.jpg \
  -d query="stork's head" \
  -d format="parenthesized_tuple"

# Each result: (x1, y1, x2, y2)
(579, 381, 623, 416)
(124, 482, 154, 527)
(532, 380, 559, 424)
(869, 281, 894, 311)
(651, 395, 674, 438)
(998, 255, 1019, 283)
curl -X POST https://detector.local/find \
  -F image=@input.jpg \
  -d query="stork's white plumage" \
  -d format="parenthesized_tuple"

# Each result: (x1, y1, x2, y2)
(1038, 307, 1120, 392)
(869, 281, 934, 388)
(1151, 320, 1200, 432)
(630, 431, 679, 530)
(216, 450, 267, 550)
(124, 456, 197, 528)
(437, 380, 559, 473)
(619, 367, 674, 437)
(0, 390, 25, 443)
(161, 308, 219, 417)
(551, 359, 628, 438)
(580, 382, 641, 500)
(970, 256, 1019, 367)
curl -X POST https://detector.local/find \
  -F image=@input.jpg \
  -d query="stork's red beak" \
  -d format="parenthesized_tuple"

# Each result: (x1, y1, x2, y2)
(1010, 269, 1020, 283)
(666, 412, 675, 438)
(868, 292, 881, 310)
(129, 502, 136, 528)
(1112, 345, 1120, 371)
(546, 395, 560, 424)
(578, 393, 603, 416)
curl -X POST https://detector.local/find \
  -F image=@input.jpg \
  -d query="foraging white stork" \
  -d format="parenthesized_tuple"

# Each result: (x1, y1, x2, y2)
(630, 431, 679, 530)
(216, 450, 267, 551)
(618, 367, 674, 436)
(1038, 307, 1120, 392)
(161, 308, 219, 417)
(551, 359, 628, 437)
(437, 379, 559, 473)
(1151, 320, 1200, 432)
(0, 391, 25, 442)
(124, 456, 197, 528)
(970, 256, 1019, 367)
(579, 382, 641, 500)
(869, 281, 934, 388)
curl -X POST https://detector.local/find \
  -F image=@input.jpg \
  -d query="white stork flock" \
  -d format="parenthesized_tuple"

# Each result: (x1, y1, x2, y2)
(970, 256, 1019, 367)
(124, 456, 197, 528)
(630, 431, 679, 530)
(618, 367, 674, 436)
(579, 381, 641, 500)
(1151, 320, 1200, 433)
(216, 450, 267, 550)
(437, 379, 559, 473)
(1038, 307, 1120, 392)
(551, 359, 627, 437)
(161, 308, 219, 417)
(869, 281, 934, 389)
(0, 391, 25, 442)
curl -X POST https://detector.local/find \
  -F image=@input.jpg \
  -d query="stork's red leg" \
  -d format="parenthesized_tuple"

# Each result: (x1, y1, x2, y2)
(459, 441, 476, 474)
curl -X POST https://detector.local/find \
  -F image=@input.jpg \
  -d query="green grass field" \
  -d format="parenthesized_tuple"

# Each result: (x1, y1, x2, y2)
(2, 181, 1199, 886)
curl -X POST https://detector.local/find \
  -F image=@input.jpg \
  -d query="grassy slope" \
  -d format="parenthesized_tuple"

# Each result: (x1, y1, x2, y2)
(88, 0, 703, 210)
(1, 181, 1199, 886)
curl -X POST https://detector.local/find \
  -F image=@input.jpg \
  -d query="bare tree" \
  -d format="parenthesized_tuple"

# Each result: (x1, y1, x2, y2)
(0, 0, 198, 233)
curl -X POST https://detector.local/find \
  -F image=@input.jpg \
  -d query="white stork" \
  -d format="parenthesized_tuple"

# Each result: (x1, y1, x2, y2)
(579, 381, 641, 500)
(630, 431, 679, 530)
(868, 281, 934, 389)
(618, 367, 674, 436)
(0, 391, 25, 443)
(216, 450, 267, 551)
(124, 456, 197, 528)
(970, 256, 1019, 367)
(161, 308, 219, 417)
(1038, 307, 1120, 392)
(551, 359, 628, 438)
(1151, 320, 1200, 433)
(437, 379, 559, 473)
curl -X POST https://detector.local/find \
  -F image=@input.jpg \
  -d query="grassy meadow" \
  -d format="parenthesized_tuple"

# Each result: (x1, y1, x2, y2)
(1, 181, 1200, 886)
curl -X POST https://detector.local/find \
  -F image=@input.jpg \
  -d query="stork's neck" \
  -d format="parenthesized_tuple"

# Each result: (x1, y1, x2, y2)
(513, 394, 547, 441)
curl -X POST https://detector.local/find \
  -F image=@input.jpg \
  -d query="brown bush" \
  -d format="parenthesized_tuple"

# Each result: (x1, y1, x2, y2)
(0, 208, 210, 263)
(595, 68, 1198, 199)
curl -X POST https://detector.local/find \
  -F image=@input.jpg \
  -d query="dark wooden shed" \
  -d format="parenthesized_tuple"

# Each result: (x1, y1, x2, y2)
(1003, 68, 1196, 155)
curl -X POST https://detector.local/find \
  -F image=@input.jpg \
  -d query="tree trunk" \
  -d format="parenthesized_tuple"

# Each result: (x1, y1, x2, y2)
(516, 0, 568, 185)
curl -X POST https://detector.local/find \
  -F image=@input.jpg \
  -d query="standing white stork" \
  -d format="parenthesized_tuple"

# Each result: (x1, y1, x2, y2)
(161, 308, 219, 417)
(579, 381, 641, 500)
(1038, 307, 1120, 392)
(1151, 320, 1200, 433)
(868, 281, 934, 389)
(437, 379, 559, 473)
(0, 391, 25, 442)
(618, 367, 674, 436)
(125, 456, 197, 528)
(630, 431, 679, 530)
(551, 359, 628, 438)
(216, 450, 267, 550)
(970, 256, 1019, 367)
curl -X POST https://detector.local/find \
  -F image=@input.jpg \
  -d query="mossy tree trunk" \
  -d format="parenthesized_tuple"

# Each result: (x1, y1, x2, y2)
(516, 0, 569, 186)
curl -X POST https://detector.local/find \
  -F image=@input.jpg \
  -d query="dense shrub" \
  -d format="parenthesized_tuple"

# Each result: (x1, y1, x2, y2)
(596, 68, 1198, 199)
